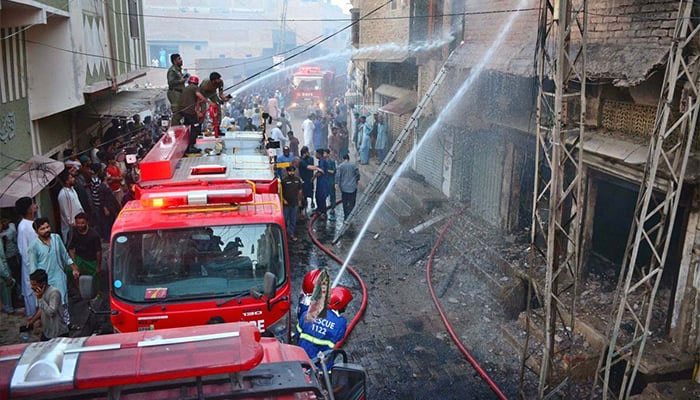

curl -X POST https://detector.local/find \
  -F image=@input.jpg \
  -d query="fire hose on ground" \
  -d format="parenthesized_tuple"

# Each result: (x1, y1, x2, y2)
(426, 206, 508, 400)
(308, 201, 508, 399)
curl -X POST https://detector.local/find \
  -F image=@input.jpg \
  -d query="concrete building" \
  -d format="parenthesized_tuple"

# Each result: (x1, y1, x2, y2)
(0, 0, 149, 224)
(348, 0, 444, 153)
(143, 0, 349, 85)
(351, 0, 700, 391)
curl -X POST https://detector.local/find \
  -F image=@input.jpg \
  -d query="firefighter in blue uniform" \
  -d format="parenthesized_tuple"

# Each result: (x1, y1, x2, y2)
(297, 286, 353, 368)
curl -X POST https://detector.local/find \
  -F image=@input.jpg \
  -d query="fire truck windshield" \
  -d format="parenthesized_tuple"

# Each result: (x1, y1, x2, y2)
(293, 76, 322, 91)
(111, 224, 285, 303)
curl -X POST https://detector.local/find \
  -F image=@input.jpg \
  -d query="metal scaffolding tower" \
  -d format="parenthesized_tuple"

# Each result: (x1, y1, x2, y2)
(592, 1, 699, 399)
(332, 47, 459, 243)
(518, 0, 587, 398)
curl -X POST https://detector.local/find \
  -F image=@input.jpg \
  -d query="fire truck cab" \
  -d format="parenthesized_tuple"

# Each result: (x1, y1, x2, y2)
(289, 66, 334, 111)
(108, 126, 291, 341)
(0, 322, 368, 399)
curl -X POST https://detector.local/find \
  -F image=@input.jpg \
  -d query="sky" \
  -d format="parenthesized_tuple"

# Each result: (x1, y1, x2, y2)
(331, 0, 352, 14)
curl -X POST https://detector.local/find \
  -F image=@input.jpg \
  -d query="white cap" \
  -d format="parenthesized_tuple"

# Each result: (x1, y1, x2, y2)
(276, 121, 283, 128)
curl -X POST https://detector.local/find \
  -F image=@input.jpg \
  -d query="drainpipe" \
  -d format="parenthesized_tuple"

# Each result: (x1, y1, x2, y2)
(71, 110, 78, 152)
(102, 0, 119, 91)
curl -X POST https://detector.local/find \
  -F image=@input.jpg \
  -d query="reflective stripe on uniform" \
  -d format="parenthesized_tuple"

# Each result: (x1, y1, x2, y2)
(298, 332, 336, 349)
(296, 322, 302, 333)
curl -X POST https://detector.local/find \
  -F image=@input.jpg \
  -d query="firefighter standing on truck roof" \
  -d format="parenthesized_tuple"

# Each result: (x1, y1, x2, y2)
(297, 286, 352, 368)
(180, 75, 210, 154)
(167, 54, 189, 125)
(200, 72, 225, 127)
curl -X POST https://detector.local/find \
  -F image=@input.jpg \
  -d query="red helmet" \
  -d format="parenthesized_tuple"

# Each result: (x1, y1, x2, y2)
(302, 269, 322, 295)
(329, 287, 353, 311)
(188, 75, 199, 85)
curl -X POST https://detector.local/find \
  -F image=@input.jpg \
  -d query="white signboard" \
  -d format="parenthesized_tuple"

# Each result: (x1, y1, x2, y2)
(272, 56, 285, 70)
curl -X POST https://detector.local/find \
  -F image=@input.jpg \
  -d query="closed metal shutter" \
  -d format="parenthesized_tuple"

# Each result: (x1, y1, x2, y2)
(451, 131, 472, 202)
(451, 131, 504, 227)
(387, 112, 412, 143)
(470, 135, 505, 226)
(414, 127, 445, 191)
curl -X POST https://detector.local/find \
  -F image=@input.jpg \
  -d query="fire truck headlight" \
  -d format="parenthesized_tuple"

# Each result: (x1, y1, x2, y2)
(267, 312, 290, 343)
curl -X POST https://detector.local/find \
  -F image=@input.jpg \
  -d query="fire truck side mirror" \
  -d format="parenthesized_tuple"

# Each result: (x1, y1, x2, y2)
(263, 272, 276, 299)
(79, 275, 97, 300)
(330, 362, 368, 400)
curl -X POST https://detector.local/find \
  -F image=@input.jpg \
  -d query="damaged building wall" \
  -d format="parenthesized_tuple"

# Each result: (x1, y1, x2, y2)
(670, 187, 700, 352)
(348, 0, 700, 386)
(413, 61, 537, 231)
(583, 0, 678, 86)
(410, 0, 539, 221)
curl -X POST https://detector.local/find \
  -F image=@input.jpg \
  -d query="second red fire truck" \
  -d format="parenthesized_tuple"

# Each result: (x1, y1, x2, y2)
(289, 66, 334, 111)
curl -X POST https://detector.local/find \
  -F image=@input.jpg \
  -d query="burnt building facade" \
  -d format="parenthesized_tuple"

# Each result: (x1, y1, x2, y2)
(351, 0, 699, 391)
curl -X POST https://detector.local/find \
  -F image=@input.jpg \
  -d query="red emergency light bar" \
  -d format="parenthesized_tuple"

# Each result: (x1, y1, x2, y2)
(191, 165, 227, 175)
(140, 126, 189, 181)
(134, 179, 280, 200)
(3, 323, 264, 397)
(140, 187, 254, 207)
(296, 66, 322, 75)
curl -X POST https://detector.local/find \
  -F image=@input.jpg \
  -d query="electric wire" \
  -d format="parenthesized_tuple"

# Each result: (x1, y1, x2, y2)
(221, 0, 395, 95)
(18, 28, 325, 71)
(0, 0, 74, 40)
(110, 8, 542, 22)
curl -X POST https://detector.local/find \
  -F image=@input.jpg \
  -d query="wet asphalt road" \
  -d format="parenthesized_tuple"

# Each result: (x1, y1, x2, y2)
(289, 200, 526, 399)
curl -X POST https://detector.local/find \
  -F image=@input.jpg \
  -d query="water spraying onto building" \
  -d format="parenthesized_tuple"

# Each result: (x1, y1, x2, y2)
(228, 35, 454, 96)
(332, 0, 530, 288)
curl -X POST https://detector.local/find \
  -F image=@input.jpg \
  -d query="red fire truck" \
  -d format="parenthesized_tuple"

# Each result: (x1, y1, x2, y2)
(108, 126, 292, 341)
(289, 66, 334, 111)
(0, 322, 367, 399)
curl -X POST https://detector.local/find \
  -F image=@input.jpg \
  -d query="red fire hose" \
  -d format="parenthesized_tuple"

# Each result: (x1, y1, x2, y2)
(308, 202, 507, 399)
(427, 207, 509, 400)
(307, 201, 368, 348)
(208, 103, 220, 138)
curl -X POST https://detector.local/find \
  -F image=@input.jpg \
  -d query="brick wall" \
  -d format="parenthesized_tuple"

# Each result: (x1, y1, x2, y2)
(585, 0, 677, 45)
(446, 0, 677, 83)
(358, 0, 411, 48)
(578, 0, 678, 84)
(445, 0, 539, 77)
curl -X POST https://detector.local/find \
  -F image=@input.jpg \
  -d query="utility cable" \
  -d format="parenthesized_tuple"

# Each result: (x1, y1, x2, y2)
(0, 0, 74, 40)
(110, 8, 542, 22)
(222, 0, 395, 95)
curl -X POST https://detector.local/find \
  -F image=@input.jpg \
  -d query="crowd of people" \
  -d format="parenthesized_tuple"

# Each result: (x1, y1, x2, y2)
(0, 53, 391, 347)
(0, 108, 164, 341)
(219, 86, 387, 245)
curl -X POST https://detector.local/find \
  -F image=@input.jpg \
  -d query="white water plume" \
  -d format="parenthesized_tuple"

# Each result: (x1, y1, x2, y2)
(229, 35, 454, 96)
(332, 0, 530, 288)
